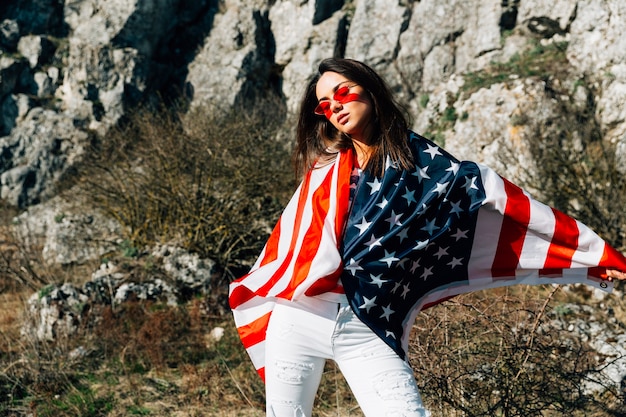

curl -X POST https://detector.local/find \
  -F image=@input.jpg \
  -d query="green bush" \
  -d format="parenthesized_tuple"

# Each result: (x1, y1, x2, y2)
(462, 39, 569, 96)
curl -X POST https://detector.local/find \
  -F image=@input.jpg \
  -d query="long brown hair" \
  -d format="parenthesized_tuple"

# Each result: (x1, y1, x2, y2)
(294, 58, 413, 178)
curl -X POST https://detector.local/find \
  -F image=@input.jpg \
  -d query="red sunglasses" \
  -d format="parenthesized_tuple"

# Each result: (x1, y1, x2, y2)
(314, 84, 360, 118)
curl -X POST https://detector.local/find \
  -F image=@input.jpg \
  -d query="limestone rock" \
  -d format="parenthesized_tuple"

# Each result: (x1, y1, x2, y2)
(12, 195, 122, 265)
(22, 283, 89, 342)
(185, 1, 273, 111)
(0, 108, 89, 207)
(17, 34, 56, 68)
(0, 0, 625, 210)
(152, 244, 216, 295)
(269, 0, 347, 112)
(21, 248, 218, 343)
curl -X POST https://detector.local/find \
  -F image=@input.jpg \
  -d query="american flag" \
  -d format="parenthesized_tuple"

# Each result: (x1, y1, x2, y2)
(229, 131, 626, 380)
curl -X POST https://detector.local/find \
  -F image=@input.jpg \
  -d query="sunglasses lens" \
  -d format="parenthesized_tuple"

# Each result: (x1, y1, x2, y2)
(334, 86, 350, 101)
(314, 85, 358, 116)
(314, 101, 330, 115)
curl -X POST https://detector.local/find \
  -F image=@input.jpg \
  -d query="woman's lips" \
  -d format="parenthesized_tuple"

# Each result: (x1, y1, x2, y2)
(337, 113, 349, 124)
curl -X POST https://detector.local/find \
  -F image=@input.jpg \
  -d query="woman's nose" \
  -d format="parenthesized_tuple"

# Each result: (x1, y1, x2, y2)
(330, 100, 343, 112)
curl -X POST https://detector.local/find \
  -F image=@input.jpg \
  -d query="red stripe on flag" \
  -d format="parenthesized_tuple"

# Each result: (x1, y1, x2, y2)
(228, 285, 257, 309)
(259, 221, 281, 268)
(304, 266, 344, 295)
(539, 208, 577, 274)
(601, 242, 626, 270)
(335, 150, 354, 237)
(238, 312, 272, 349)
(587, 266, 606, 279)
(255, 170, 314, 296)
(423, 295, 455, 310)
(588, 242, 626, 279)
(279, 167, 335, 299)
(492, 177, 530, 278)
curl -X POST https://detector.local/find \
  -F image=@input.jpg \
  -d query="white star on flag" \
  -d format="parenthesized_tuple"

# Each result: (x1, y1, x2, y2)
(367, 178, 382, 194)
(385, 210, 403, 229)
(385, 156, 398, 170)
(423, 144, 442, 160)
(369, 273, 388, 288)
(421, 266, 434, 280)
(363, 234, 383, 251)
(397, 228, 409, 243)
(345, 258, 363, 275)
(380, 304, 395, 321)
(448, 257, 464, 268)
(380, 250, 400, 267)
(401, 284, 411, 299)
(433, 181, 450, 196)
(434, 246, 449, 259)
(449, 200, 464, 217)
(463, 175, 478, 192)
(421, 218, 439, 235)
(359, 296, 377, 313)
(447, 161, 460, 175)
(354, 216, 372, 235)
(413, 239, 429, 251)
(450, 228, 468, 241)
(402, 187, 416, 205)
(397, 258, 409, 269)
(412, 165, 430, 183)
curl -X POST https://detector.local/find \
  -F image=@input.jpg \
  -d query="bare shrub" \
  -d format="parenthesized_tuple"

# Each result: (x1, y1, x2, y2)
(0, 202, 49, 291)
(77, 97, 295, 279)
(0, 230, 48, 292)
(410, 287, 626, 416)
(528, 131, 625, 251)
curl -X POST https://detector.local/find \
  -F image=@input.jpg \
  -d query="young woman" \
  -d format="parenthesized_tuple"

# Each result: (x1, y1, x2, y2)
(229, 58, 626, 417)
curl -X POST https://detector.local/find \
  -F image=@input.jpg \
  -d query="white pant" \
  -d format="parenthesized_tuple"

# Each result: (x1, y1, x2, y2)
(265, 297, 430, 417)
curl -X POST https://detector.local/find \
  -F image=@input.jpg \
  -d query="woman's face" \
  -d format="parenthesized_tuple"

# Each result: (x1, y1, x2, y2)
(315, 71, 374, 144)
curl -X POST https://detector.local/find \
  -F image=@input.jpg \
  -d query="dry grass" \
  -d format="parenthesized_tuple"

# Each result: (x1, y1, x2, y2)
(2, 261, 626, 415)
(0, 291, 27, 358)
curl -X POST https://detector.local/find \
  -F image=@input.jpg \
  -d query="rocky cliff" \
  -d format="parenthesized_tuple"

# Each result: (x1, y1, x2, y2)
(1, 0, 625, 208)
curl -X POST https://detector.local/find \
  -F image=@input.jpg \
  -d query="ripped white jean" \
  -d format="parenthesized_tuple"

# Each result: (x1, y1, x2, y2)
(265, 297, 430, 417)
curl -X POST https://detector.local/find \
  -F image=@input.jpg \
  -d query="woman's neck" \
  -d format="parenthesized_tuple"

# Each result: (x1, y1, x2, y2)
(352, 139, 373, 168)
(351, 122, 375, 168)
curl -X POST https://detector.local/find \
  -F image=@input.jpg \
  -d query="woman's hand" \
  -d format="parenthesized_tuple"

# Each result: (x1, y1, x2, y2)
(606, 269, 626, 281)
